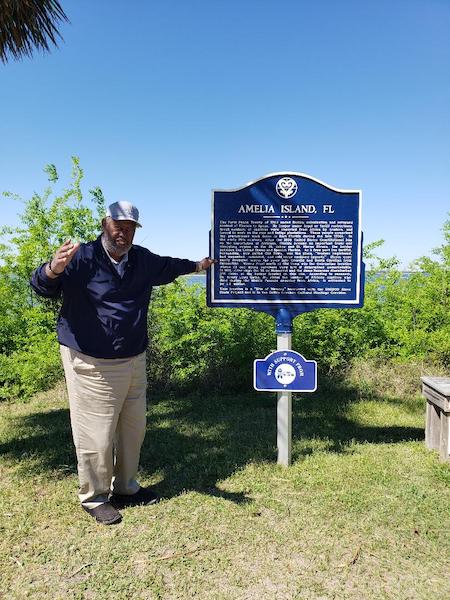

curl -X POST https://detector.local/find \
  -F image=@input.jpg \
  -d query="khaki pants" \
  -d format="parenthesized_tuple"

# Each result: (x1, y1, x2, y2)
(60, 345, 147, 509)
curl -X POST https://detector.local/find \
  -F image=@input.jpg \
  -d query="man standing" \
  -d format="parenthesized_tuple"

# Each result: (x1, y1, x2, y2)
(30, 201, 214, 525)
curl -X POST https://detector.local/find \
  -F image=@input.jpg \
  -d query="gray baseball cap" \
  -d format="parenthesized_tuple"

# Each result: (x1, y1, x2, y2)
(106, 201, 142, 227)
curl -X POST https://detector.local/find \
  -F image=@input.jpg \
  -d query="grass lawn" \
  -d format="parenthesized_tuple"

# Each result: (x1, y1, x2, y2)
(0, 369, 449, 599)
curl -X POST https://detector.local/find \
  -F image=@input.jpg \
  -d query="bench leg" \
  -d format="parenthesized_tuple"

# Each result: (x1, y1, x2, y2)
(440, 411, 449, 462)
(426, 401, 441, 450)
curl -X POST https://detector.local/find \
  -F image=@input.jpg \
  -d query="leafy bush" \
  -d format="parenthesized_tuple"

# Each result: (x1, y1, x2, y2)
(363, 222, 450, 365)
(0, 158, 105, 401)
(0, 332, 61, 401)
(147, 280, 274, 391)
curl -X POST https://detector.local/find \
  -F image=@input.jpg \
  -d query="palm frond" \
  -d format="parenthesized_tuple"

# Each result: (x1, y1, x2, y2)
(0, 0, 69, 63)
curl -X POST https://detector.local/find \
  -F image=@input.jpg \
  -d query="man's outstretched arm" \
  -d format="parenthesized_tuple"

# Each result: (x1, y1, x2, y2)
(146, 251, 216, 286)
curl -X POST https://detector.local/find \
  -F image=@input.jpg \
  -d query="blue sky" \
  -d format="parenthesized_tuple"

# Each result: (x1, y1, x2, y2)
(1, 0, 449, 268)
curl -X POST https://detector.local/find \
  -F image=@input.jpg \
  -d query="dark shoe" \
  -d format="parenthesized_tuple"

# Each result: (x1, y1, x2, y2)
(82, 502, 122, 525)
(111, 486, 159, 508)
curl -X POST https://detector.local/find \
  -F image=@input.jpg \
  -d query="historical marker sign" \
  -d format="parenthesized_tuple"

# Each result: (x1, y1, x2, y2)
(207, 172, 364, 313)
(207, 172, 364, 467)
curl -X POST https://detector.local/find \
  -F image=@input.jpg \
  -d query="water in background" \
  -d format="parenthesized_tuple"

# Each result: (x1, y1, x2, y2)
(183, 274, 207, 286)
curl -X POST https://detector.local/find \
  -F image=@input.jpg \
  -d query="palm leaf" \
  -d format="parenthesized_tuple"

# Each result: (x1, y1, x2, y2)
(0, 0, 69, 63)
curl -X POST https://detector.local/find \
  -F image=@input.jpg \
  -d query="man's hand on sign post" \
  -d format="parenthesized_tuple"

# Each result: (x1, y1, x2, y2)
(45, 240, 81, 278)
(196, 257, 217, 272)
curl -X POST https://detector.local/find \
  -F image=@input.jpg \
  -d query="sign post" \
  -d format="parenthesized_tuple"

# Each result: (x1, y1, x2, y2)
(276, 317, 293, 466)
(252, 310, 317, 465)
(207, 172, 364, 465)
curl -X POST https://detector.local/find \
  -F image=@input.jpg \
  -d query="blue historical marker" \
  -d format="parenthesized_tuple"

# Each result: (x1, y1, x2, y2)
(207, 172, 364, 316)
(207, 172, 364, 466)
(254, 350, 317, 392)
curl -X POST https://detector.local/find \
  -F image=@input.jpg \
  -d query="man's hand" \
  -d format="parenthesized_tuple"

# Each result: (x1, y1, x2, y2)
(196, 257, 217, 272)
(45, 240, 80, 278)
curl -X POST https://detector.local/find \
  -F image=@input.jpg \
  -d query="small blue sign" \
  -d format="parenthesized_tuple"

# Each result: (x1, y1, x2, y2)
(254, 350, 317, 392)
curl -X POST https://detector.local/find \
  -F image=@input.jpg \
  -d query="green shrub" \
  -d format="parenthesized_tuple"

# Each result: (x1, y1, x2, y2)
(0, 158, 105, 401)
(147, 279, 275, 391)
(0, 332, 61, 401)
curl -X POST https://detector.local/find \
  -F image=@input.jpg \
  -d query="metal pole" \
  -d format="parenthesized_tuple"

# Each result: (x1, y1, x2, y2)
(276, 310, 293, 466)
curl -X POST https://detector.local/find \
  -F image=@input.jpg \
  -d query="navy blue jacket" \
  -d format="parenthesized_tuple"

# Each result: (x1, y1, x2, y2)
(30, 236, 197, 358)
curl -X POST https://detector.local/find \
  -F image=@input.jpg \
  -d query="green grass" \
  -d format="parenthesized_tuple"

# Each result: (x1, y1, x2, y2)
(0, 370, 449, 599)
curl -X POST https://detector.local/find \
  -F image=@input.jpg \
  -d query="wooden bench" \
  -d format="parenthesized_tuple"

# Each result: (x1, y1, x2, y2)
(421, 376, 450, 462)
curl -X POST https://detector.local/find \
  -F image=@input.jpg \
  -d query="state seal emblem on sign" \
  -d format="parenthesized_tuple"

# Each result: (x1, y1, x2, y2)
(276, 177, 298, 199)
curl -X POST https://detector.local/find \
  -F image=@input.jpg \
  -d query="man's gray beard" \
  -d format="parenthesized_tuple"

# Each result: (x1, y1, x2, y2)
(102, 233, 131, 257)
